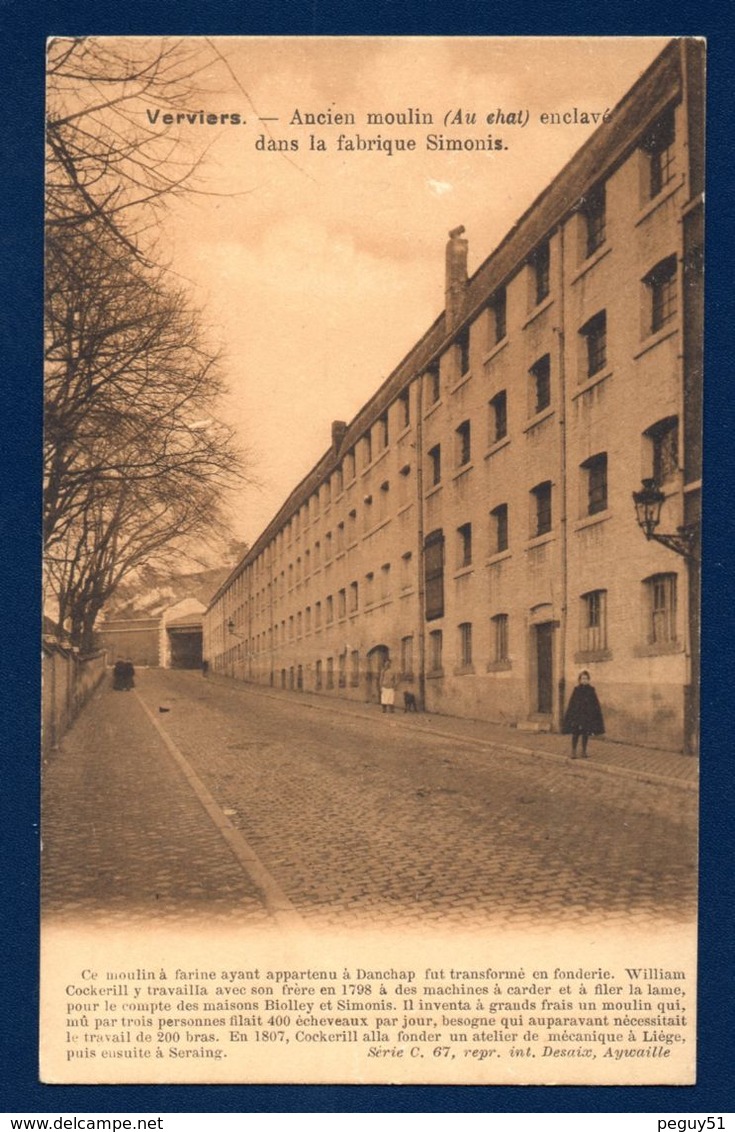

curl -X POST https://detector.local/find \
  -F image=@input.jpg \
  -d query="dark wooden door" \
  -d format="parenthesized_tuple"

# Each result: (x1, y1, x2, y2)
(366, 645, 389, 702)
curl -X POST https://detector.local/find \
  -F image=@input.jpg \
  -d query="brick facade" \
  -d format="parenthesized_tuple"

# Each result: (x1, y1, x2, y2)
(204, 41, 703, 753)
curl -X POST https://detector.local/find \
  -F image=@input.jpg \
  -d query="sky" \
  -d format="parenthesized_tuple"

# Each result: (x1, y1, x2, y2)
(147, 36, 671, 546)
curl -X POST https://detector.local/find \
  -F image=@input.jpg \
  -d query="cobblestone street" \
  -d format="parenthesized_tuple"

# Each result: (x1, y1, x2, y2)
(42, 669, 698, 932)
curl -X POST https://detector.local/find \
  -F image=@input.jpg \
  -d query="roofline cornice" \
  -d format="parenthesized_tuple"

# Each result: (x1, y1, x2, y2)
(208, 38, 686, 613)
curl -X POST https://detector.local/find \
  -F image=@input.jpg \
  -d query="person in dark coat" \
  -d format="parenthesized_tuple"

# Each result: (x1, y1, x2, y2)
(562, 670, 604, 759)
(112, 659, 127, 690)
(122, 659, 135, 690)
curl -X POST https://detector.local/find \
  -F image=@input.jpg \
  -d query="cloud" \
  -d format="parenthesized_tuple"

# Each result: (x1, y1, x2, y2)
(428, 178, 453, 196)
(158, 36, 670, 543)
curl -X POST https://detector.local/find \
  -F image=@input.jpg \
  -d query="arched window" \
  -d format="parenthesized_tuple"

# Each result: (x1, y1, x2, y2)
(490, 504, 509, 553)
(645, 416, 679, 485)
(581, 453, 608, 515)
(531, 481, 552, 537)
(644, 573, 677, 646)
(644, 255, 678, 333)
(424, 529, 445, 621)
(642, 110, 675, 199)
(491, 614, 509, 664)
(458, 622, 473, 668)
(580, 590, 608, 653)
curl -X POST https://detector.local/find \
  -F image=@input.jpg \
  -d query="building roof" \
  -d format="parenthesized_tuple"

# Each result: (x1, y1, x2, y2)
(42, 614, 70, 641)
(166, 613, 204, 629)
(97, 618, 161, 636)
(105, 566, 232, 622)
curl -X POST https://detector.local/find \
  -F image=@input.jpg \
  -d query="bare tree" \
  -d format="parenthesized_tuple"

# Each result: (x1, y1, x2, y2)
(46, 37, 219, 262)
(45, 465, 231, 653)
(44, 37, 252, 648)
(44, 219, 246, 644)
(44, 224, 241, 548)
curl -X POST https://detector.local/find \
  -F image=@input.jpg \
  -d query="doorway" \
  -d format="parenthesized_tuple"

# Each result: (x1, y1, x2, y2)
(535, 622, 554, 715)
(366, 645, 390, 703)
(167, 628, 203, 669)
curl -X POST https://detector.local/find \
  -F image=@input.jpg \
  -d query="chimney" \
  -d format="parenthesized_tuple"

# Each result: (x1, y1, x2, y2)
(331, 420, 347, 454)
(445, 225, 468, 332)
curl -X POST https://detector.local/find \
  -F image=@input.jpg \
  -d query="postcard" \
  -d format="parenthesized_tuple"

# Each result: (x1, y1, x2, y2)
(41, 35, 703, 1085)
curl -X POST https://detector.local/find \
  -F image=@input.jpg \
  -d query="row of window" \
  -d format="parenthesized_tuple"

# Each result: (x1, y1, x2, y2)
(268, 392, 413, 551)
(252, 559, 414, 642)
(424, 450, 677, 619)
(404, 250, 675, 478)
(234, 415, 679, 627)
(245, 418, 678, 620)
(234, 556, 678, 664)
(432, 256, 675, 418)
(224, 572, 677, 684)
(435, 574, 678, 672)
(431, 296, 675, 477)
(468, 112, 676, 356)
(446, 432, 674, 561)
(230, 111, 680, 596)
(429, 412, 678, 514)
(578, 574, 678, 654)
(247, 245, 675, 571)
(223, 623, 490, 680)
(255, 246, 676, 566)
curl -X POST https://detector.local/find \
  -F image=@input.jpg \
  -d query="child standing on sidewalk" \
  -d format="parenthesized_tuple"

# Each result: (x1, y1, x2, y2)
(563, 670, 605, 759)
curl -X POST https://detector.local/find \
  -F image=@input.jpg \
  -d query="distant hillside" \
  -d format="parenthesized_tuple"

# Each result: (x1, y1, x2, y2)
(103, 543, 248, 620)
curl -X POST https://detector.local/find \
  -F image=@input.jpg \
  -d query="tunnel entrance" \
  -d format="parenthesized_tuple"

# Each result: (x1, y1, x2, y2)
(167, 627, 203, 669)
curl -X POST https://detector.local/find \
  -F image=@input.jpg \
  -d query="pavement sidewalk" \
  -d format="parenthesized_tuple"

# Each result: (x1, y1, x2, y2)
(42, 679, 274, 926)
(205, 671, 699, 792)
(43, 668, 698, 932)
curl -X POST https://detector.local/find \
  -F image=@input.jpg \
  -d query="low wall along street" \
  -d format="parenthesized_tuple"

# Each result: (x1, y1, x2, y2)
(42, 647, 107, 751)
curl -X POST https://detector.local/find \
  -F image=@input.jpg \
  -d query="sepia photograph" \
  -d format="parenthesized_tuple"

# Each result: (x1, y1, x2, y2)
(40, 35, 703, 1086)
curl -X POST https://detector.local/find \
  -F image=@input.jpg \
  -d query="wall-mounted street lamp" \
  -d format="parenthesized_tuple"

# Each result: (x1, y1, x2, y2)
(227, 618, 245, 639)
(632, 478, 699, 561)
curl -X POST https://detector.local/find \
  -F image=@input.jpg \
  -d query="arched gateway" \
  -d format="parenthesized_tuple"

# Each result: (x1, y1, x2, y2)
(365, 644, 390, 703)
